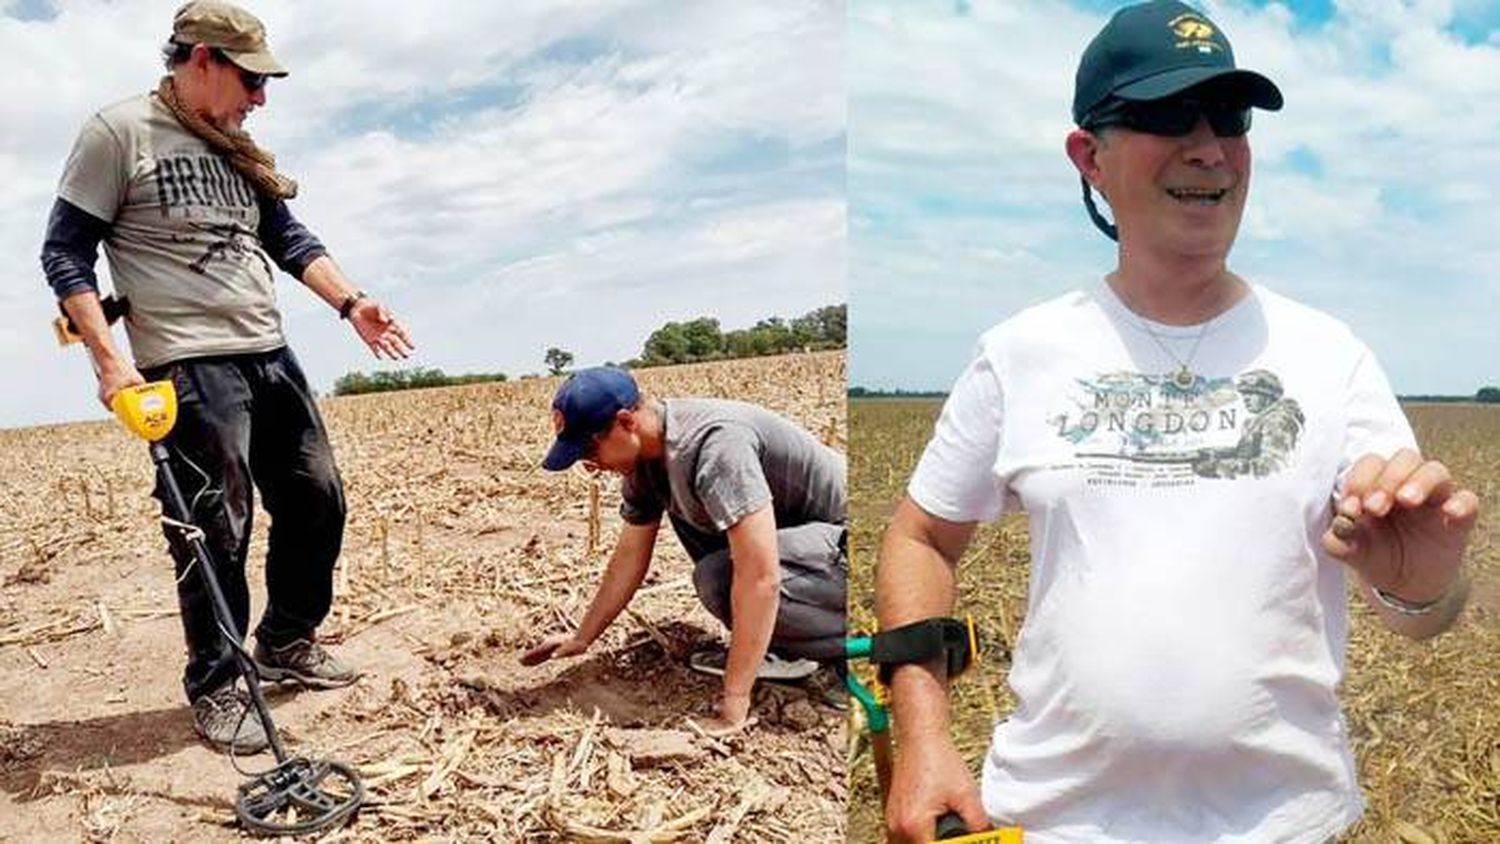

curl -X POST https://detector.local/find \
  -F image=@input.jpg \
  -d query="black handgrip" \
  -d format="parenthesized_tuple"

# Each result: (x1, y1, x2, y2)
(58, 293, 129, 334)
(935, 811, 969, 839)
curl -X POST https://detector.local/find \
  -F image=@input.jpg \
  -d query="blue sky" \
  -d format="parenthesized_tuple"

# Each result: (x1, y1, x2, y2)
(0, 0, 843, 428)
(850, 0, 1500, 394)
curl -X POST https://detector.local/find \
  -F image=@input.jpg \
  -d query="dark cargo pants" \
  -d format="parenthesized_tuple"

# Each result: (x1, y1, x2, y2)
(144, 347, 346, 702)
(670, 515, 848, 662)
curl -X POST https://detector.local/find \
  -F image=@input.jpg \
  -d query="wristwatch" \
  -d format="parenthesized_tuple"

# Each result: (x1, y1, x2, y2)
(338, 290, 367, 320)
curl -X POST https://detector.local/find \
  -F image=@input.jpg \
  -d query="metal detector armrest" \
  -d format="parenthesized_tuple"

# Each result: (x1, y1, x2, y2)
(870, 616, 980, 686)
(53, 294, 129, 346)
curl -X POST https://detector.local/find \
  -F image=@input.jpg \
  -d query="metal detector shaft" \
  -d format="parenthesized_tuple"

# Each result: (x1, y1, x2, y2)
(89, 377, 362, 834)
(149, 441, 288, 763)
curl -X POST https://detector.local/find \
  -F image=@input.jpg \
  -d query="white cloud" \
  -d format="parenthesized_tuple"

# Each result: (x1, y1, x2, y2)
(1244, 173, 1383, 241)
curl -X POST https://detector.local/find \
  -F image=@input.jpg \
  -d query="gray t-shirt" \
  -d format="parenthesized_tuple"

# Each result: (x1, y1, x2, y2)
(57, 93, 285, 368)
(620, 398, 846, 536)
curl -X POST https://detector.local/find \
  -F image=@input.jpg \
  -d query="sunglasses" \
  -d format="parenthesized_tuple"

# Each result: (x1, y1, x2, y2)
(238, 68, 269, 93)
(1087, 98, 1252, 138)
(207, 47, 268, 93)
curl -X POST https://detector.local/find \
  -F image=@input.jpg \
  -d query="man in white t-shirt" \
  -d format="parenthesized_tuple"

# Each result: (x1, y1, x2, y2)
(877, 2, 1480, 842)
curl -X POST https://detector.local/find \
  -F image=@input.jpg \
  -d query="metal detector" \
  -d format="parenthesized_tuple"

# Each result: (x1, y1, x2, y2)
(846, 617, 1022, 844)
(109, 381, 365, 836)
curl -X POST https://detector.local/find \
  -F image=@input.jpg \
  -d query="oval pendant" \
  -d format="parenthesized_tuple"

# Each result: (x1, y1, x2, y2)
(1173, 368, 1195, 389)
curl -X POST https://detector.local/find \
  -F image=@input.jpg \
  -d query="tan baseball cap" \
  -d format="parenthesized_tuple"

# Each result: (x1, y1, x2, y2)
(172, 1, 288, 77)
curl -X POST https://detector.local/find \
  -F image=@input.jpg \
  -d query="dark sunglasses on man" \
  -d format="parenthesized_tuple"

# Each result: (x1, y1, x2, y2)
(238, 68, 268, 93)
(207, 47, 268, 92)
(1085, 96, 1252, 138)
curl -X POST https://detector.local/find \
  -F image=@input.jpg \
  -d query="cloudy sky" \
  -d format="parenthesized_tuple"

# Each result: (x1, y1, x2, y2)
(851, 0, 1500, 394)
(0, 0, 843, 428)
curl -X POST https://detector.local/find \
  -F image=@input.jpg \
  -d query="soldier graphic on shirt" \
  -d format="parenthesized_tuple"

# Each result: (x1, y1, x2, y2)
(1190, 369, 1304, 479)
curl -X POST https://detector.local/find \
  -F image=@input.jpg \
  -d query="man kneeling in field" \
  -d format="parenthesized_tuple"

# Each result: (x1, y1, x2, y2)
(521, 367, 847, 734)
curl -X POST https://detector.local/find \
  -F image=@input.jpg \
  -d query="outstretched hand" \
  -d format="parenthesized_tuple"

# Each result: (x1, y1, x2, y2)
(1322, 449, 1478, 604)
(520, 633, 588, 667)
(348, 297, 414, 360)
(687, 690, 755, 737)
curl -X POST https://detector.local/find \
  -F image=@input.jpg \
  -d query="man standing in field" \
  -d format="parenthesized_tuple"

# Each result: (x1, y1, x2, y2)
(521, 367, 847, 734)
(39, 1, 413, 752)
(877, 2, 1479, 841)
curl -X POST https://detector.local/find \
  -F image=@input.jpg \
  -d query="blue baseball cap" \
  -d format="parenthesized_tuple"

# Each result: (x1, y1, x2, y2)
(1073, 0, 1283, 125)
(542, 367, 640, 471)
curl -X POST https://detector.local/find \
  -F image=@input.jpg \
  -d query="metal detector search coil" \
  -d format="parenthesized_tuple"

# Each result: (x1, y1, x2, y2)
(109, 382, 176, 442)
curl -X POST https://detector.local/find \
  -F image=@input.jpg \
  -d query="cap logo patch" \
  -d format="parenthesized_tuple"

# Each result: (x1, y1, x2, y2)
(551, 409, 566, 435)
(1169, 14, 1222, 54)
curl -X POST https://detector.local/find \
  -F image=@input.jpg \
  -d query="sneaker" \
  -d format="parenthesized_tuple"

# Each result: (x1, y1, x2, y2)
(687, 648, 819, 682)
(192, 683, 269, 754)
(253, 638, 360, 689)
(809, 663, 850, 711)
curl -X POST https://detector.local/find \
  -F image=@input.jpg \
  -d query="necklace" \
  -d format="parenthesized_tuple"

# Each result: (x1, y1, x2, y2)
(1140, 323, 1209, 389)
(1109, 282, 1213, 389)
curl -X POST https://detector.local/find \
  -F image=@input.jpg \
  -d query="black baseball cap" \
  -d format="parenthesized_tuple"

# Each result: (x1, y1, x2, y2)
(1073, 0, 1282, 125)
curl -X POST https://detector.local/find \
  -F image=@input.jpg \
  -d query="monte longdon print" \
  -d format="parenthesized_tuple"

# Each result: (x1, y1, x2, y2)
(1053, 368, 1304, 483)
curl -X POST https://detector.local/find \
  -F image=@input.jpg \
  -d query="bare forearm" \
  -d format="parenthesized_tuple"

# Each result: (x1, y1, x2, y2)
(61, 291, 130, 375)
(721, 506, 781, 699)
(723, 572, 779, 698)
(876, 534, 959, 625)
(876, 499, 973, 742)
(574, 524, 657, 645)
(299, 254, 359, 312)
(879, 533, 960, 741)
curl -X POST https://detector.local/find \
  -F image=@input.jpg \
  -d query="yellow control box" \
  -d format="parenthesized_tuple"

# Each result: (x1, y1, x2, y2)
(110, 381, 177, 442)
(941, 828, 1023, 844)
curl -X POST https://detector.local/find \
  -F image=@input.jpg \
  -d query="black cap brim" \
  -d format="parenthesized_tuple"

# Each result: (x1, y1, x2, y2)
(1115, 67, 1283, 110)
(542, 436, 589, 471)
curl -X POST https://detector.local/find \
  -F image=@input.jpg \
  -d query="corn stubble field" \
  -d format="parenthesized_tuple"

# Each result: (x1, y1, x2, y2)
(0, 352, 845, 842)
(847, 399, 1500, 844)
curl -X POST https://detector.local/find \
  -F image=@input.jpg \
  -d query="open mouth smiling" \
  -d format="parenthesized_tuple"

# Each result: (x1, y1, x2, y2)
(1165, 187, 1230, 205)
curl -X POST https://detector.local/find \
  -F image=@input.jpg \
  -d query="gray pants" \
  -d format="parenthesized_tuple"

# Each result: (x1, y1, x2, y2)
(671, 515, 847, 662)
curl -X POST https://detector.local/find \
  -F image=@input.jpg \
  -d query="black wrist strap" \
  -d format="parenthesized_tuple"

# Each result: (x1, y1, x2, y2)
(338, 290, 366, 320)
(870, 617, 979, 686)
(59, 293, 130, 326)
(58, 294, 130, 341)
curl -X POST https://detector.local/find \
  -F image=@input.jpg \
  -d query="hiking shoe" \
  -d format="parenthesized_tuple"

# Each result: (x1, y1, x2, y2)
(253, 638, 360, 689)
(192, 683, 269, 754)
(687, 648, 819, 682)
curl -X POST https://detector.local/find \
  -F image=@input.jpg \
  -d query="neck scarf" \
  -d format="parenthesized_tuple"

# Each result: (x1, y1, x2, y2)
(156, 75, 298, 200)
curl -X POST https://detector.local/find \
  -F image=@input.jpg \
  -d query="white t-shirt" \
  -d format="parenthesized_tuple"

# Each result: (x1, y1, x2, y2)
(908, 282, 1414, 844)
